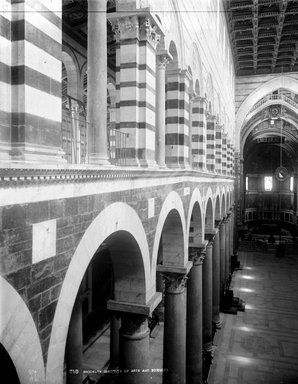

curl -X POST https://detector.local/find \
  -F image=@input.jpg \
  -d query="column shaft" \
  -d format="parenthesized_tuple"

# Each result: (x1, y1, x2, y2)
(119, 314, 150, 384)
(203, 244, 213, 353)
(110, 314, 121, 368)
(212, 231, 221, 327)
(163, 273, 187, 384)
(219, 223, 226, 296)
(186, 254, 204, 384)
(156, 54, 168, 168)
(229, 212, 234, 259)
(87, 0, 109, 164)
(225, 219, 230, 281)
(66, 296, 83, 384)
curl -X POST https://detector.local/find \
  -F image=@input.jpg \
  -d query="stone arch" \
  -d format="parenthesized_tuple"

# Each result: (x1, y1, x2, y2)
(221, 191, 227, 217)
(226, 190, 230, 210)
(215, 193, 221, 223)
(206, 73, 214, 114)
(170, 0, 185, 67)
(168, 40, 179, 70)
(46, 203, 151, 384)
(0, 277, 45, 384)
(187, 188, 204, 246)
(191, 42, 203, 96)
(236, 76, 298, 149)
(62, 48, 82, 101)
(195, 79, 200, 96)
(188, 65, 194, 95)
(205, 197, 214, 233)
(152, 191, 187, 277)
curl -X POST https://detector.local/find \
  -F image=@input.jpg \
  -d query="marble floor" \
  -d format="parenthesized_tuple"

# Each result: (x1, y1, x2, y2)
(209, 249, 298, 384)
(83, 248, 298, 384)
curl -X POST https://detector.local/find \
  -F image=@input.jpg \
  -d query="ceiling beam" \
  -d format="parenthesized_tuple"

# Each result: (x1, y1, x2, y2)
(272, 0, 288, 72)
(253, 0, 259, 73)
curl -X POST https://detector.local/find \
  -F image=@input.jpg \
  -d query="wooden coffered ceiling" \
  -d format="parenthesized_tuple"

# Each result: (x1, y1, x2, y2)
(225, 0, 298, 76)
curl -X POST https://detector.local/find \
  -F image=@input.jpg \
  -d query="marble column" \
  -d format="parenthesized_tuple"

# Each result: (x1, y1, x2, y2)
(212, 230, 221, 328)
(163, 272, 188, 384)
(119, 314, 150, 384)
(186, 249, 205, 384)
(110, 314, 121, 368)
(156, 51, 170, 168)
(203, 243, 213, 354)
(219, 221, 226, 296)
(230, 210, 234, 257)
(87, 0, 109, 165)
(225, 217, 230, 281)
(66, 295, 83, 384)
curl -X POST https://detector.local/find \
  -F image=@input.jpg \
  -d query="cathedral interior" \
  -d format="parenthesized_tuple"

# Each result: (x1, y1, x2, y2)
(1, 1, 298, 383)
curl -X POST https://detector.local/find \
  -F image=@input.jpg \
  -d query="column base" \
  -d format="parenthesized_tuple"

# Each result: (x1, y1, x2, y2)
(213, 319, 222, 330)
(203, 341, 213, 354)
(118, 158, 157, 168)
(88, 153, 111, 166)
(0, 142, 11, 162)
(10, 143, 67, 164)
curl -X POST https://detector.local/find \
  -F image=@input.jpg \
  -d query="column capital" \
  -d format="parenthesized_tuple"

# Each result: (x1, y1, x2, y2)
(161, 272, 188, 293)
(156, 49, 173, 69)
(109, 10, 164, 43)
(206, 113, 217, 121)
(139, 16, 161, 48)
(189, 247, 206, 266)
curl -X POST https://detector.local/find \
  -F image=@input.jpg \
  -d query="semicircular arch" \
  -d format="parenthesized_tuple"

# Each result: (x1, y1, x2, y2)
(46, 202, 151, 384)
(236, 76, 298, 148)
(152, 191, 187, 279)
(0, 277, 45, 384)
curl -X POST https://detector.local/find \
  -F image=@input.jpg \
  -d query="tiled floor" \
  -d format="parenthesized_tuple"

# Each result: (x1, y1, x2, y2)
(209, 249, 298, 384)
(83, 248, 298, 384)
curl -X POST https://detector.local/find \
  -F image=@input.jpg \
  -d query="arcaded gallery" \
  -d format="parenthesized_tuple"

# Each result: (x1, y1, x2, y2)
(1, 1, 298, 383)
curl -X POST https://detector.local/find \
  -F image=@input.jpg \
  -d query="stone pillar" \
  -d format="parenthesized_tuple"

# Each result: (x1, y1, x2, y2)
(206, 114, 216, 172)
(186, 249, 205, 384)
(222, 133, 227, 175)
(190, 96, 207, 171)
(8, 0, 65, 163)
(156, 51, 171, 168)
(162, 272, 188, 384)
(119, 314, 150, 384)
(229, 210, 234, 258)
(225, 217, 230, 282)
(215, 124, 223, 174)
(212, 230, 221, 328)
(87, 0, 109, 165)
(165, 69, 191, 168)
(219, 222, 226, 296)
(110, 314, 121, 368)
(110, 14, 161, 167)
(203, 243, 213, 354)
(66, 296, 83, 384)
